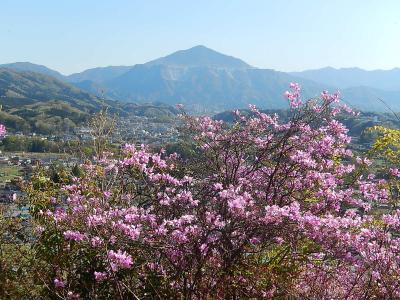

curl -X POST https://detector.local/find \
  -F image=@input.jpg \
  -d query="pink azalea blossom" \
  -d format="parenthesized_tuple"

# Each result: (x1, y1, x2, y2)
(54, 278, 65, 288)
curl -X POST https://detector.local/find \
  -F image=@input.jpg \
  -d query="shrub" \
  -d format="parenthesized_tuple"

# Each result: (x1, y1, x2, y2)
(25, 85, 400, 299)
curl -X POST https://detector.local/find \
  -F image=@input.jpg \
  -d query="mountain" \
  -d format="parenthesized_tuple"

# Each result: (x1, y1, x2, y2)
(100, 46, 332, 112)
(0, 68, 179, 133)
(119, 102, 179, 119)
(71, 80, 106, 97)
(145, 45, 252, 69)
(99, 46, 400, 112)
(67, 66, 132, 83)
(291, 67, 400, 91)
(0, 62, 66, 81)
(104, 64, 328, 112)
(65, 45, 254, 101)
(0, 68, 106, 133)
(3, 47, 400, 113)
(0, 68, 102, 109)
(340, 86, 400, 112)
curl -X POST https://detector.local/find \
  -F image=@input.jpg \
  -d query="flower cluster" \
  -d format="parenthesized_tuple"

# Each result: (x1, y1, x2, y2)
(284, 82, 302, 108)
(107, 250, 133, 272)
(0, 124, 5, 137)
(33, 86, 400, 299)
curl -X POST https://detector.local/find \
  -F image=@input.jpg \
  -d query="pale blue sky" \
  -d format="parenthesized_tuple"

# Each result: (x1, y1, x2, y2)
(1, 0, 400, 74)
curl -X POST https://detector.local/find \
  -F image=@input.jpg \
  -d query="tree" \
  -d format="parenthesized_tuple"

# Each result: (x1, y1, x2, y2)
(26, 85, 400, 299)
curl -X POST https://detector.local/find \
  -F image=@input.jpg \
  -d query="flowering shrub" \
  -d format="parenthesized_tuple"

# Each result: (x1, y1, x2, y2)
(28, 86, 400, 299)
(0, 124, 6, 137)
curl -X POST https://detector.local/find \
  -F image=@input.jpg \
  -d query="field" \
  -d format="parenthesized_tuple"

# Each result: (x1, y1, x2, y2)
(3, 152, 70, 159)
(0, 165, 22, 183)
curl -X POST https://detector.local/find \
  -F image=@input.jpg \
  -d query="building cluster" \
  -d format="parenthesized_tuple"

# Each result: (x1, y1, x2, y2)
(115, 116, 180, 145)
(0, 116, 180, 216)
(10, 115, 181, 146)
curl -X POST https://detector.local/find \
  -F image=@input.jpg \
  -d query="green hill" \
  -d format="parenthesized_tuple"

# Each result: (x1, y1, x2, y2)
(0, 68, 179, 134)
(0, 62, 66, 81)
(0, 68, 106, 133)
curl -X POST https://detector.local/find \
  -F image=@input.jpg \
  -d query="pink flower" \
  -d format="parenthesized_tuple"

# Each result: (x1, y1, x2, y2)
(250, 237, 260, 245)
(35, 226, 45, 234)
(289, 82, 301, 90)
(284, 83, 302, 108)
(213, 183, 223, 190)
(356, 156, 372, 166)
(67, 291, 80, 300)
(63, 230, 85, 242)
(91, 236, 103, 247)
(94, 271, 108, 282)
(390, 168, 400, 177)
(54, 278, 65, 288)
(0, 124, 6, 137)
(107, 249, 133, 272)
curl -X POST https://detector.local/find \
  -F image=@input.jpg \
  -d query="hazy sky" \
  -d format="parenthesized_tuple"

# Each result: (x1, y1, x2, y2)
(1, 0, 400, 74)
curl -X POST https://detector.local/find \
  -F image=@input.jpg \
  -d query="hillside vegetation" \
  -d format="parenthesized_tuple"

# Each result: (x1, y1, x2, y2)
(0, 68, 178, 133)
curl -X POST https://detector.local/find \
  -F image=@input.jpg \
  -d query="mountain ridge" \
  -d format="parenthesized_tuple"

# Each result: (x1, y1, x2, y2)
(0, 68, 179, 133)
(291, 67, 400, 91)
(0, 62, 66, 81)
(2, 46, 400, 113)
(68, 66, 132, 83)
(145, 45, 252, 69)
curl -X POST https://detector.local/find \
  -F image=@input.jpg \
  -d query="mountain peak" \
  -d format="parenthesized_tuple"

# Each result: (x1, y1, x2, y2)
(145, 45, 252, 69)
(0, 61, 65, 80)
(188, 45, 211, 50)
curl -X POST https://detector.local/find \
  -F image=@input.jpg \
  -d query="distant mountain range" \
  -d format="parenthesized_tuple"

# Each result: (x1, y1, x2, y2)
(0, 68, 178, 134)
(68, 66, 132, 84)
(0, 68, 100, 133)
(1, 45, 400, 113)
(0, 62, 66, 81)
(291, 67, 400, 91)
